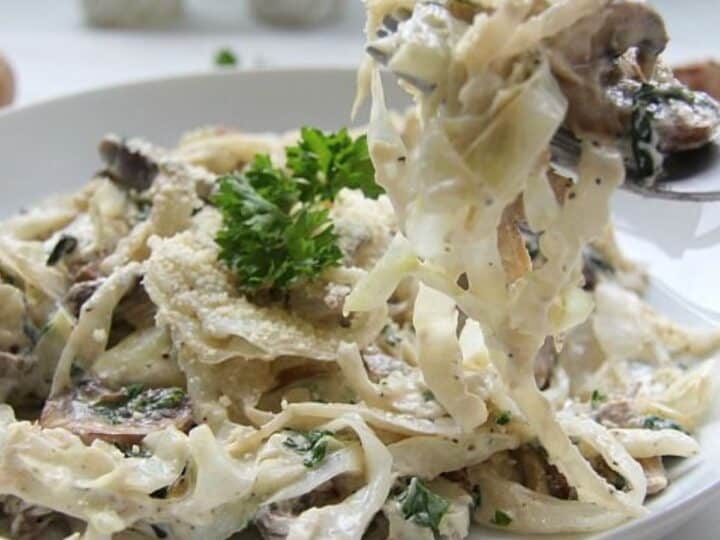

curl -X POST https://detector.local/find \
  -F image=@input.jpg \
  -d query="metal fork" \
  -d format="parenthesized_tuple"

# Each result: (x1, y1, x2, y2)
(367, 7, 720, 203)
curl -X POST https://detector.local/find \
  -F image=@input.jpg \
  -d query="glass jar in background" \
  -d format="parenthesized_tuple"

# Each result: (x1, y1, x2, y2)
(81, 0, 183, 27)
(250, 0, 342, 27)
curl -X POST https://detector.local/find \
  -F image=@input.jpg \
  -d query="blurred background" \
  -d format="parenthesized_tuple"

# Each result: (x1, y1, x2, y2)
(0, 0, 718, 107)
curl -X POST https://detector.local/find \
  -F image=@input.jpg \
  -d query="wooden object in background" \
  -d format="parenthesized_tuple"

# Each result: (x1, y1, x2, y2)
(0, 53, 14, 108)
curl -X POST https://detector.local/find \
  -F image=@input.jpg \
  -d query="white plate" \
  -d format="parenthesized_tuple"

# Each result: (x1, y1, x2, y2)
(0, 68, 718, 540)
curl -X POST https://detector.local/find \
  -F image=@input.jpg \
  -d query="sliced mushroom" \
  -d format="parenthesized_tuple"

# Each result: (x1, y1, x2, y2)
(675, 60, 720, 101)
(547, 0, 720, 155)
(514, 445, 573, 500)
(40, 379, 192, 445)
(99, 135, 159, 192)
(547, 0, 669, 139)
(63, 278, 104, 318)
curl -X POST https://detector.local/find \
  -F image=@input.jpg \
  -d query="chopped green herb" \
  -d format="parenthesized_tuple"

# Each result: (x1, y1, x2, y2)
(422, 390, 435, 402)
(92, 386, 187, 424)
(496, 411, 512, 425)
(643, 415, 686, 433)
(213, 170, 342, 295)
(47, 235, 78, 266)
(398, 477, 450, 533)
(491, 509, 512, 526)
(214, 48, 238, 67)
(286, 127, 382, 202)
(590, 390, 606, 408)
(283, 429, 334, 468)
(213, 127, 381, 295)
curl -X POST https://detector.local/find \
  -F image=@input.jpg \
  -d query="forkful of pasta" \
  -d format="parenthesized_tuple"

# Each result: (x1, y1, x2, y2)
(365, 0, 720, 201)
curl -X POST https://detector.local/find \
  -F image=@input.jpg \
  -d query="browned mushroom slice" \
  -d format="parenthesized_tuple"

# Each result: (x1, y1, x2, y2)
(547, 0, 669, 139)
(547, 0, 720, 158)
(99, 135, 159, 192)
(40, 380, 192, 445)
(593, 398, 643, 429)
(514, 445, 574, 500)
(675, 60, 720, 101)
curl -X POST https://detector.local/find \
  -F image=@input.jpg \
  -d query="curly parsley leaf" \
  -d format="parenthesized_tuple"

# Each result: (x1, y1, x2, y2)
(213, 168, 342, 295)
(286, 127, 382, 202)
(283, 429, 334, 468)
(398, 477, 450, 533)
(213, 126, 380, 295)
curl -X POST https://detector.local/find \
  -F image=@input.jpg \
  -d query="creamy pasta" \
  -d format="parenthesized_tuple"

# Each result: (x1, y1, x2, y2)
(0, 1, 718, 539)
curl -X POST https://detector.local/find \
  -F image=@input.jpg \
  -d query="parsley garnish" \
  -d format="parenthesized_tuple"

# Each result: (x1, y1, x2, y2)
(213, 163, 342, 295)
(398, 477, 450, 533)
(286, 127, 382, 202)
(422, 390, 435, 402)
(643, 415, 686, 433)
(590, 389, 606, 408)
(214, 127, 381, 295)
(491, 509, 512, 526)
(283, 430, 334, 468)
(496, 411, 512, 425)
(214, 48, 238, 67)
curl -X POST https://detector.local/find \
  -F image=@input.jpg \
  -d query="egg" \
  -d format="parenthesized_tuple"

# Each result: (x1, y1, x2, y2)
(0, 53, 15, 108)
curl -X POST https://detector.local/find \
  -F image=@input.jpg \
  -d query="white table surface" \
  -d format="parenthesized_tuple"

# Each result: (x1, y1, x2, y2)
(1, 1, 719, 538)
